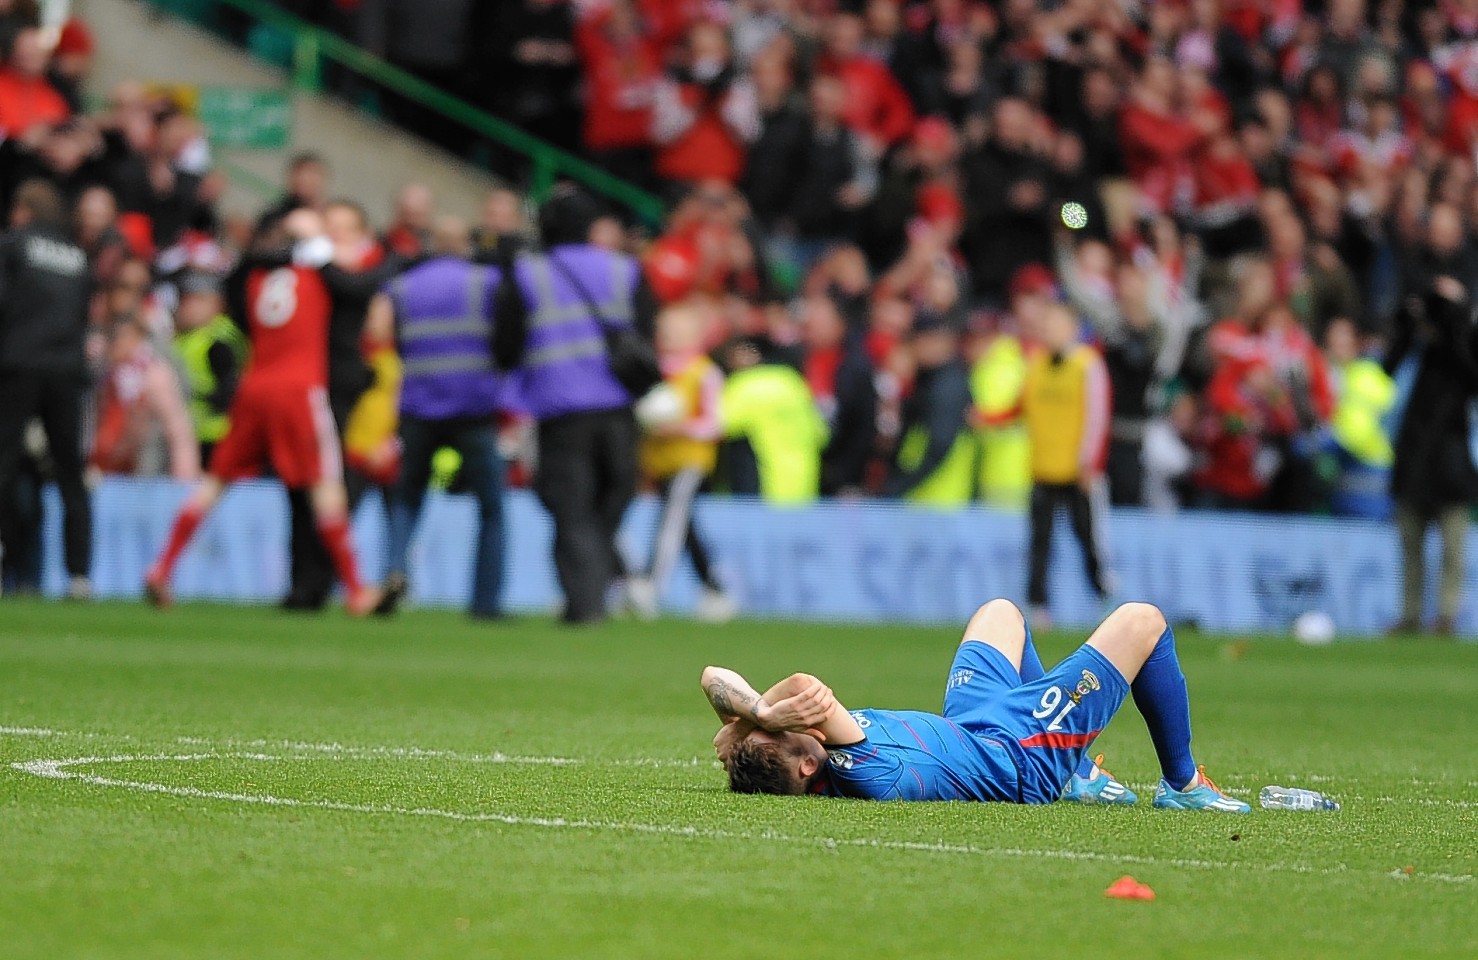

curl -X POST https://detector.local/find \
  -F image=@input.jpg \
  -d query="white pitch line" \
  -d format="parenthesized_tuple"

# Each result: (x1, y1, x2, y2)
(1, 726, 704, 768)
(175, 736, 583, 766)
(1351, 795, 1478, 810)
(0, 725, 94, 738)
(10, 752, 1473, 887)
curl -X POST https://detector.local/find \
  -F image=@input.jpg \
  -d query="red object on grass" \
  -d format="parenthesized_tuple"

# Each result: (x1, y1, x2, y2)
(1104, 875, 1157, 901)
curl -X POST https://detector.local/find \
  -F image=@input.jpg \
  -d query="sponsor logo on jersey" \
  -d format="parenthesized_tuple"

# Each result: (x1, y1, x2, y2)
(827, 750, 855, 771)
(947, 669, 975, 690)
(1068, 670, 1102, 704)
(850, 711, 870, 728)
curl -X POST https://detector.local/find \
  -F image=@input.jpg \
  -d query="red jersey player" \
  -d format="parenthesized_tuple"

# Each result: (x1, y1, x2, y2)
(146, 210, 379, 614)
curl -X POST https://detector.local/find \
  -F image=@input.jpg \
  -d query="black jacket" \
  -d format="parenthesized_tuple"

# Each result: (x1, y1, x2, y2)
(819, 337, 878, 495)
(1385, 288, 1478, 510)
(885, 358, 972, 497)
(321, 258, 399, 409)
(962, 141, 1053, 302)
(792, 123, 860, 242)
(742, 97, 810, 230)
(0, 225, 92, 376)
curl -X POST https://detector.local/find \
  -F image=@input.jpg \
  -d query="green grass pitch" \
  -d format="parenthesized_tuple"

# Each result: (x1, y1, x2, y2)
(1, 599, 1474, 959)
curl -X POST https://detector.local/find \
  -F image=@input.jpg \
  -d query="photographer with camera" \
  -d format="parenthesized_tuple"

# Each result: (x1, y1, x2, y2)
(1385, 203, 1478, 636)
(494, 187, 661, 625)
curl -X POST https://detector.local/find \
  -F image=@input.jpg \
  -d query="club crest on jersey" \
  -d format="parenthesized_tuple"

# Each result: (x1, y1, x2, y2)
(1068, 670, 1102, 704)
(827, 750, 855, 771)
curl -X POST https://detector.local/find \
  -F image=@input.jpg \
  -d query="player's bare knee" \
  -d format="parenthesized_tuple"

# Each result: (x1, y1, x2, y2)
(1115, 602, 1166, 650)
(974, 598, 1024, 627)
(962, 599, 1025, 647)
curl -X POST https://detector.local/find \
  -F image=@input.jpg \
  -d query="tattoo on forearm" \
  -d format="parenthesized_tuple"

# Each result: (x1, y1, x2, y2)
(706, 679, 759, 719)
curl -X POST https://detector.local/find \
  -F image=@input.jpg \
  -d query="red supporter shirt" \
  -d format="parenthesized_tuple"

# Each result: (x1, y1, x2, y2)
(653, 81, 749, 184)
(818, 54, 916, 148)
(0, 69, 70, 136)
(1118, 101, 1201, 214)
(242, 265, 332, 389)
(576, 13, 659, 151)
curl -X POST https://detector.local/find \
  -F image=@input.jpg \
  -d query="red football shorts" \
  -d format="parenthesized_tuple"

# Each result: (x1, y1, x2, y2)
(209, 383, 343, 488)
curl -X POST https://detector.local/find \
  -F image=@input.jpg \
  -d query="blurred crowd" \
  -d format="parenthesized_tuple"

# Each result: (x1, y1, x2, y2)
(2, 0, 1477, 589)
(234, 0, 1478, 522)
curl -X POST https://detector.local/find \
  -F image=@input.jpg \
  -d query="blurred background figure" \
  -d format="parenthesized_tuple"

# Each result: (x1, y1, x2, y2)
(719, 336, 828, 504)
(1384, 276, 1478, 635)
(885, 313, 973, 506)
(171, 270, 243, 471)
(381, 182, 435, 260)
(367, 215, 506, 621)
(628, 302, 735, 623)
(802, 293, 876, 497)
(1022, 303, 1115, 631)
(495, 187, 656, 625)
(472, 187, 530, 264)
(0, 180, 94, 599)
(89, 314, 198, 482)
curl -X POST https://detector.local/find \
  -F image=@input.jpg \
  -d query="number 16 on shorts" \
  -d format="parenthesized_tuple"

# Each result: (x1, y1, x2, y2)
(1032, 687, 1076, 732)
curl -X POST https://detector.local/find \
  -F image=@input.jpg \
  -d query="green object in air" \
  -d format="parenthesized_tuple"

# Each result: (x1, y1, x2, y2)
(431, 447, 463, 491)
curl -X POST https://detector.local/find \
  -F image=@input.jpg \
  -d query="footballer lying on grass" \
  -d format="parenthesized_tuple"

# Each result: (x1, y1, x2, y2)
(702, 599, 1250, 811)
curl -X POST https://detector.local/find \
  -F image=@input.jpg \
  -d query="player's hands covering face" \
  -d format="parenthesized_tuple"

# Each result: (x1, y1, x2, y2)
(759, 678, 838, 741)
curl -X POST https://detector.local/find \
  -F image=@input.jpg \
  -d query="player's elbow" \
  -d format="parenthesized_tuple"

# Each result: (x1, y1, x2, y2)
(700, 665, 724, 688)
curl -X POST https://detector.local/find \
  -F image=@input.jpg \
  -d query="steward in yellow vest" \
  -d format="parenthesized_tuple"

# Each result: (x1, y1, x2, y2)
(172, 271, 246, 465)
(720, 338, 828, 504)
(1021, 303, 1114, 618)
(969, 332, 1031, 509)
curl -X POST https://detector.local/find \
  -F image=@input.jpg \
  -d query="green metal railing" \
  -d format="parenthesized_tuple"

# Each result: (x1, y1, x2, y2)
(144, 0, 665, 222)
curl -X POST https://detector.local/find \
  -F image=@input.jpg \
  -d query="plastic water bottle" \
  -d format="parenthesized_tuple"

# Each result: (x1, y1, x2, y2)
(1259, 785, 1340, 811)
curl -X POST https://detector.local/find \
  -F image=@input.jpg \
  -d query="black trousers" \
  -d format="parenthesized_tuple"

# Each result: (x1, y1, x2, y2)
(535, 408, 638, 624)
(1028, 481, 1111, 607)
(283, 388, 365, 608)
(0, 371, 91, 578)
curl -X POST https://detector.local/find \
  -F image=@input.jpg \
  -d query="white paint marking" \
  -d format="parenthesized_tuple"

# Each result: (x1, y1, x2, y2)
(175, 736, 582, 766)
(0, 725, 704, 769)
(0, 725, 93, 738)
(10, 752, 1473, 887)
(1351, 795, 1478, 809)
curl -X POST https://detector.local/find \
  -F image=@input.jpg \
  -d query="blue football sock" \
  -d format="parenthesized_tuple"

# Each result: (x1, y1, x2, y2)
(1132, 624, 1197, 788)
(1018, 622, 1045, 682)
(1022, 622, 1098, 781)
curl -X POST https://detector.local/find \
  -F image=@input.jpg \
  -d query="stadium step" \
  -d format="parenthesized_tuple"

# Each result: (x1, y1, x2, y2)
(85, 0, 502, 225)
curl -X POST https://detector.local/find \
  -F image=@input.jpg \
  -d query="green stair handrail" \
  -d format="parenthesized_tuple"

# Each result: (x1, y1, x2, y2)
(145, 0, 666, 223)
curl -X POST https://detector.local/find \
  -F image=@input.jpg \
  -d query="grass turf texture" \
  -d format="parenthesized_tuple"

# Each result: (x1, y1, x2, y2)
(1, 600, 1474, 959)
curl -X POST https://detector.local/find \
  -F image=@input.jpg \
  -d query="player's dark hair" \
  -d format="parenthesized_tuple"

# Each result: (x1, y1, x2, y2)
(727, 739, 805, 796)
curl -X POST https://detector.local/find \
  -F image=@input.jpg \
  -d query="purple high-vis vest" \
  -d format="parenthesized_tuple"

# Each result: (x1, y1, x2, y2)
(388, 257, 502, 421)
(514, 244, 638, 421)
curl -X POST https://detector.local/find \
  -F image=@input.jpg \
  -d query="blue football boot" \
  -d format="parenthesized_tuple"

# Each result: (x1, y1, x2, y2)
(1152, 765, 1252, 813)
(1061, 754, 1138, 806)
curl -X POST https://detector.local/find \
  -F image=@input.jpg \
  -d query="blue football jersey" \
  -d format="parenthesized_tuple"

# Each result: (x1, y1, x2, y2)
(819, 709, 1021, 802)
